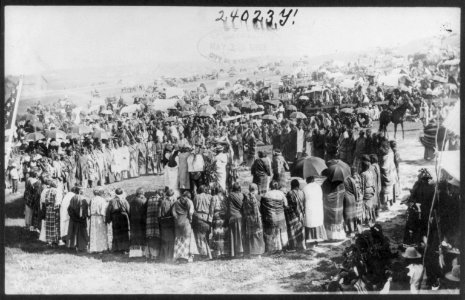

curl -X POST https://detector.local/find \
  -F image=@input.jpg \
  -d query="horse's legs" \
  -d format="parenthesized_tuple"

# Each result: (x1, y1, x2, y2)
(394, 123, 397, 139)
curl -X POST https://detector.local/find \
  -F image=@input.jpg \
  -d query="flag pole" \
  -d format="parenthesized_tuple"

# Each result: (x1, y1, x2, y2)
(5, 75, 24, 169)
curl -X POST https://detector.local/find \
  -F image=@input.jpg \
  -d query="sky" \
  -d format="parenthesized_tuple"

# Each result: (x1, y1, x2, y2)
(5, 6, 461, 76)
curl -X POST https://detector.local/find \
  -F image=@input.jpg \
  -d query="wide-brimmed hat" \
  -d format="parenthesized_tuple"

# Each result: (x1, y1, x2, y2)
(445, 265, 460, 282)
(402, 247, 422, 259)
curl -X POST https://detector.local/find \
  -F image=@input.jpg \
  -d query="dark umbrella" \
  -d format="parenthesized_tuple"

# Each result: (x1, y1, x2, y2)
(303, 157, 327, 178)
(326, 159, 351, 182)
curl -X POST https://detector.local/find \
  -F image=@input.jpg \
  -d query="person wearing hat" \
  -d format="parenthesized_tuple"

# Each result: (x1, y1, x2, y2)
(67, 185, 89, 252)
(402, 247, 423, 294)
(178, 146, 192, 191)
(444, 262, 460, 289)
(353, 130, 366, 174)
(379, 140, 398, 207)
(105, 188, 130, 254)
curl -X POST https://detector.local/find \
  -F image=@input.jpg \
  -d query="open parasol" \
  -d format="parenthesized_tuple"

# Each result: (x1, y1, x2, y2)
(215, 103, 230, 113)
(299, 95, 309, 100)
(181, 110, 195, 117)
(164, 116, 177, 123)
(198, 112, 214, 118)
(230, 107, 241, 114)
(290, 112, 307, 119)
(326, 159, 351, 182)
(25, 132, 45, 142)
(45, 129, 67, 140)
(101, 110, 113, 115)
(356, 107, 368, 114)
(285, 105, 297, 111)
(302, 157, 327, 178)
(198, 105, 217, 115)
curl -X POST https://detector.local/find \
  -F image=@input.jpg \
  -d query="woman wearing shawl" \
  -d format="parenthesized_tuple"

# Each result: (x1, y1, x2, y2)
(105, 188, 130, 253)
(369, 154, 382, 215)
(67, 186, 89, 252)
(146, 190, 163, 260)
(261, 181, 288, 253)
(360, 160, 376, 226)
(227, 182, 245, 258)
(302, 176, 327, 243)
(271, 150, 289, 189)
(379, 141, 397, 207)
(192, 185, 214, 260)
(343, 167, 363, 237)
(32, 175, 45, 231)
(40, 179, 63, 246)
(251, 151, 272, 195)
(210, 184, 229, 259)
(214, 145, 229, 192)
(322, 177, 346, 241)
(60, 185, 76, 244)
(159, 188, 176, 262)
(164, 148, 180, 197)
(128, 187, 147, 257)
(285, 179, 306, 250)
(390, 141, 401, 201)
(243, 183, 265, 257)
(172, 191, 198, 263)
(89, 189, 108, 253)
(24, 170, 38, 230)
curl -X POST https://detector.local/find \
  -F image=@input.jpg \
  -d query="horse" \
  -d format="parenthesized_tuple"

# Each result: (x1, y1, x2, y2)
(379, 97, 415, 139)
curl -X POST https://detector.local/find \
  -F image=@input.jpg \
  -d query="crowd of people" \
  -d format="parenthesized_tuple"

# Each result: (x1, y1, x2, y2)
(4, 50, 460, 293)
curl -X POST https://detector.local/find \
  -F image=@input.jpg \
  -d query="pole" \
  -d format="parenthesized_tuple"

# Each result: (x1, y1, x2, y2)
(5, 75, 24, 169)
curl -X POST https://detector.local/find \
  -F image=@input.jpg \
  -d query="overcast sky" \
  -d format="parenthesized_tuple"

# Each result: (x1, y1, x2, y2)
(5, 6, 461, 76)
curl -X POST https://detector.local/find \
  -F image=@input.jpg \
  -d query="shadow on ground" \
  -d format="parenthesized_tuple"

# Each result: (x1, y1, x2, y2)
(5, 195, 25, 219)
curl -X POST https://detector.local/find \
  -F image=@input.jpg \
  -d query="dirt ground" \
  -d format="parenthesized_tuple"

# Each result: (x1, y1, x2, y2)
(4, 120, 440, 294)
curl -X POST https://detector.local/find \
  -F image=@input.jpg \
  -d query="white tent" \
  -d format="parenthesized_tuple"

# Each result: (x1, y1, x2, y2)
(439, 150, 460, 181)
(378, 75, 400, 87)
(443, 101, 460, 136)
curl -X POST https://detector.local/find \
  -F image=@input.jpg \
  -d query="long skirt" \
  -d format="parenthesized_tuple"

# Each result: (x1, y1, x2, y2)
(381, 185, 394, 205)
(210, 218, 229, 258)
(244, 230, 265, 255)
(344, 217, 362, 235)
(160, 219, 175, 262)
(264, 227, 288, 252)
(67, 220, 88, 251)
(89, 215, 108, 253)
(305, 225, 327, 242)
(146, 238, 161, 259)
(362, 202, 377, 223)
(324, 222, 346, 241)
(229, 217, 244, 257)
(45, 206, 60, 244)
(111, 217, 130, 252)
(129, 245, 146, 257)
(25, 205, 33, 228)
(254, 176, 268, 195)
(173, 231, 198, 261)
(286, 215, 306, 250)
(192, 217, 212, 259)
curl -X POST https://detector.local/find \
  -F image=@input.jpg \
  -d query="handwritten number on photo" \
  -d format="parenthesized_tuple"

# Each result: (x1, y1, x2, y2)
(279, 9, 293, 26)
(241, 10, 249, 22)
(230, 9, 239, 23)
(216, 10, 227, 22)
(266, 10, 274, 28)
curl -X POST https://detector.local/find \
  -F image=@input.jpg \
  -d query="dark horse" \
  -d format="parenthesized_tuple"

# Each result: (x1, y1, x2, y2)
(379, 98, 415, 139)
